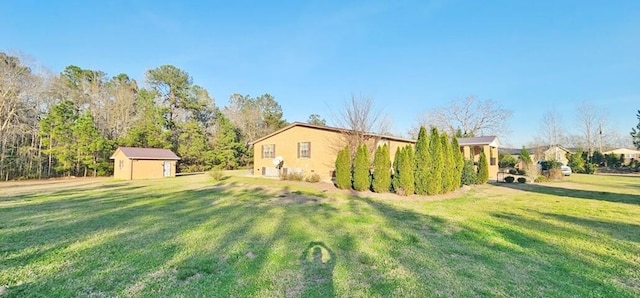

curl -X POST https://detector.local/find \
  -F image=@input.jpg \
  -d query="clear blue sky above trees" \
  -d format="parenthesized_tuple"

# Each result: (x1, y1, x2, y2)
(2, 0, 638, 147)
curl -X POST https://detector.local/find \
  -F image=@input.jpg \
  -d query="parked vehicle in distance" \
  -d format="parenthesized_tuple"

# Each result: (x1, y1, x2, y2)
(536, 160, 572, 176)
(561, 164, 572, 176)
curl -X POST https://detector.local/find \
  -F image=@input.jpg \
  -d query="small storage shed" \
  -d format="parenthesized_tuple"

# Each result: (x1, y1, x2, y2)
(110, 147, 180, 180)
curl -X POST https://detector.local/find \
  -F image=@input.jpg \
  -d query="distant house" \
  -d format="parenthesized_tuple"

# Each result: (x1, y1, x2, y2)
(458, 136, 500, 176)
(602, 148, 640, 165)
(250, 122, 500, 182)
(530, 145, 573, 165)
(110, 147, 180, 180)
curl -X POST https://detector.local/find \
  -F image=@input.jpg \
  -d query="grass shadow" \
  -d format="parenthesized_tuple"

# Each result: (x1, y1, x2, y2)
(495, 182, 640, 206)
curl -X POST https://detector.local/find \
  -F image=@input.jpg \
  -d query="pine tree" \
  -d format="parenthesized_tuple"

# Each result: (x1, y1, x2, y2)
(414, 126, 430, 195)
(451, 136, 463, 189)
(427, 127, 443, 195)
(631, 110, 640, 149)
(334, 146, 351, 189)
(519, 146, 532, 164)
(440, 132, 454, 192)
(353, 144, 370, 191)
(39, 100, 79, 176)
(210, 112, 248, 170)
(178, 121, 213, 172)
(73, 112, 109, 177)
(372, 144, 391, 193)
(122, 89, 171, 149)
(477, 151, 489, 184)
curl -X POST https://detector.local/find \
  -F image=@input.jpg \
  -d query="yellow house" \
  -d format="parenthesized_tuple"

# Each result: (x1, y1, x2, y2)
(602, 148, 640, 164)
(531, 145, 572, 165)
(458, 136, 500, 178)
(250, 122, 501, 182)
(110, 147, 180, 180)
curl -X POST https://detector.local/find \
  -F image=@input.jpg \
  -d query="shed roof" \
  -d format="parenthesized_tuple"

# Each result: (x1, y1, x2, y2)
(110, 147, 180, 160)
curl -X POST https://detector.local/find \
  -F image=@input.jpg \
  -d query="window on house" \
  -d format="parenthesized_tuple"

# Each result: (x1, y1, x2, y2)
(298, 142, 310, 158)
(119, 160, 124, 169)
(262, 144, 275, 158)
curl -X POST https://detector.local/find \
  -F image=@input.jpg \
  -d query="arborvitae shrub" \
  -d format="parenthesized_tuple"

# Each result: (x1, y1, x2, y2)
(451, 136, 463, 189)
(441, 133, 454, 192)
(477, 151, 489, 184)
(401, 145, 415, 195)
(394, 145, 415, 196)
(414, 127, 430, 195)
(334, 147, 351, 189)
(372, 144, 391, 193)
(392, 147, 401, 192)
(461, 160, 477, 185)
(352, 144, 370, 191)
(504, 176, 515, 183)
(427, 127, 443, 194)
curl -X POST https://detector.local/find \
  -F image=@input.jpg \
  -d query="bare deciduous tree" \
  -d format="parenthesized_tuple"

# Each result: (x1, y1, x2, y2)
(538, 110, 566, 158)
(416, 96, 512, 138)
(330, 94, 385, 154)
(575, 101, 606, 156)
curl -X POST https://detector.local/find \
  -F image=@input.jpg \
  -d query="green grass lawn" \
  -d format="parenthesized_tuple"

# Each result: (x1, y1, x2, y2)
(1, 174, 639, 297)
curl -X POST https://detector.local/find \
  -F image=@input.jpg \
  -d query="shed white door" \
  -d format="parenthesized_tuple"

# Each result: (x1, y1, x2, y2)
(163, 161, 171, 177)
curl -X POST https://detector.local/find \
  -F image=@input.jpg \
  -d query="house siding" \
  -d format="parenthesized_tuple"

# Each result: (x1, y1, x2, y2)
(252, 126, 412, 182)
(461, 144, 499, 179)
(252, 124, 501, 182)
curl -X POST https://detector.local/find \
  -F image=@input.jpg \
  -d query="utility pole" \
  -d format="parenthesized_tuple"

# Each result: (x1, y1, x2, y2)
(599, 123, 603, 154)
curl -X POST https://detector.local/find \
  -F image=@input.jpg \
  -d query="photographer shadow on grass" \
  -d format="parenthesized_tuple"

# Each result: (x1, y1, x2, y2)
(300, 241, 335, 296)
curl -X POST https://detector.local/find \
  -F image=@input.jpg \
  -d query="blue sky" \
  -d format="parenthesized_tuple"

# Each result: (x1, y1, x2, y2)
(2, 0, 639, 147)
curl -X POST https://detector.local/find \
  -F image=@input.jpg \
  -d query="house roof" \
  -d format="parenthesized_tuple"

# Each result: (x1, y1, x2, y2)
(499, 148, 523, 155)
(527, 145, 573, 154)
(250, 122, 499, 147)
(110, 147, 180, 160)
(602, 148, 640, 155)
(457, 136, 500, 147)
(249, 122, 416, 145)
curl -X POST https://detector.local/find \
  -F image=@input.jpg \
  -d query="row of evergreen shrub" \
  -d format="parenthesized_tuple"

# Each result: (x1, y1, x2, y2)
(334, 126, 490, 196)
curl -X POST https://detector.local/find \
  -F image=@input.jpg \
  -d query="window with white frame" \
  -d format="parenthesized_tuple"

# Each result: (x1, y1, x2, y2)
(262, 144, 275, 158)
(298, 142, 310, 158)
(119, 160, 124, 169)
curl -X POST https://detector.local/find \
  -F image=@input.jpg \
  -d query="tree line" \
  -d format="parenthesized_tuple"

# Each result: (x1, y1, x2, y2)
(0, 52, 288, 180)
(334, 126, 490, 196)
